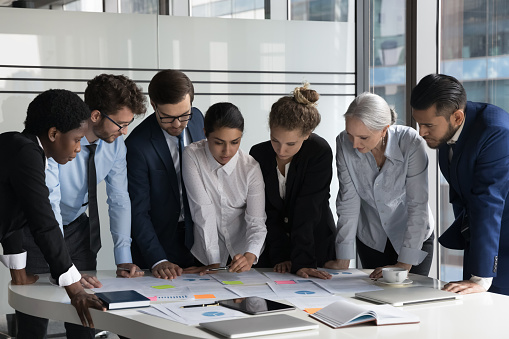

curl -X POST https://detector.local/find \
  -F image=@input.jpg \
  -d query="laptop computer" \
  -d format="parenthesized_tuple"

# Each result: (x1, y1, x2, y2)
(199, 314, 318, 338)
(355, 286, 462, 306)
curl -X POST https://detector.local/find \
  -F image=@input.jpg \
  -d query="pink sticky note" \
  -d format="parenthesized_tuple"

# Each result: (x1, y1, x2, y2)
(275, 280, 296, 285)
(147, 297, 157, 301)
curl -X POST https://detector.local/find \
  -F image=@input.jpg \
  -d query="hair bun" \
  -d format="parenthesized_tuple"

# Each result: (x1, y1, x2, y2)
(293, 82, 319, 107)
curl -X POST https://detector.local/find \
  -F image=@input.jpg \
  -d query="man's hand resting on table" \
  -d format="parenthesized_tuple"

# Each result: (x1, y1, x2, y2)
(65, 281, 105, 328)
(10, 268, 38, 285)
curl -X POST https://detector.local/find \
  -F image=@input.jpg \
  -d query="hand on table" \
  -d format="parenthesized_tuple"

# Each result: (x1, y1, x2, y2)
(323, 259, 350, 270)
(229, 252, 256, 273)
(183, 264, 220, 275)
(10, 268, 38, 285)
(80, 274, 102, 289)
(65, 281, 105, 328)
(151, 261, 182, 279)
(296, 268, 332, 280)
(443, 280, 487, 295)
(116, 263, 145, 278)
(369, 262, 412, 279)
(273, 261, 291, 273)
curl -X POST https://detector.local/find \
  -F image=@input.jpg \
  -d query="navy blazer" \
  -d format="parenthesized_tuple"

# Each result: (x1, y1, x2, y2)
(126, 108, 205, 269)
(438, 101, 509, 295)
(250, 133, 336, 273)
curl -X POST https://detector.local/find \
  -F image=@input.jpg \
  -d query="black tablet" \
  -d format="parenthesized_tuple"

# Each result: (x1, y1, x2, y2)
(218, 297, 295, 315)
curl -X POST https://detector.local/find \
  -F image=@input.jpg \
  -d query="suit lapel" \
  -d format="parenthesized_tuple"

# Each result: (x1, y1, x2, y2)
(448, 102, 477, 196)
(148, 114, 180, 201)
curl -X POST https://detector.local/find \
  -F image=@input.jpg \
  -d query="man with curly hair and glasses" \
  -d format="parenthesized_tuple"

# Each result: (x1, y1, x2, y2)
(17, 74, 147, 339)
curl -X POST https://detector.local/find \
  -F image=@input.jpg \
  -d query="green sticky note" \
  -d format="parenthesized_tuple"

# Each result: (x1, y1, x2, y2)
(222, 281, 244, 285)
(151, 284, 175, 289)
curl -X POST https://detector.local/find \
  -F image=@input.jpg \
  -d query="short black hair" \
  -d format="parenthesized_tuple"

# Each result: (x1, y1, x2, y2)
(148, 70, 194, 105)
(85, 74, 147, 116)
(410, 74, 467, 118)
(24, 89, 90, 136)
(204, 102, 244, 137)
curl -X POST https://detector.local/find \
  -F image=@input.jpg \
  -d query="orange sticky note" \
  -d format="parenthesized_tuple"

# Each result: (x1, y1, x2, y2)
(194, 294, 216, 299)
(304, 308, 322, 314)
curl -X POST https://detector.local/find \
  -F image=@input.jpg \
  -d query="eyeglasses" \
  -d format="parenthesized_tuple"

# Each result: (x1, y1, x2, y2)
(100, 112, 134, 132)
(156, 106, 193, 124)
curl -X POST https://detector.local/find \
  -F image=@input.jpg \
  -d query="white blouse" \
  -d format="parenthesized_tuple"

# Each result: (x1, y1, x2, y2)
(182, 139, 267, 266)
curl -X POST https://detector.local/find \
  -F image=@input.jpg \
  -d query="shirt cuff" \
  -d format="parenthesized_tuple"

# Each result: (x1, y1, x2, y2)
(114, 246, 133, 266)
(470, 275, 492, 291)
(397, 246, 428, 266)
(0, 251, 26, 269)
(49, 265, 81, 287)
(335, 243, 355, 260)
(151, 259, 168, 270)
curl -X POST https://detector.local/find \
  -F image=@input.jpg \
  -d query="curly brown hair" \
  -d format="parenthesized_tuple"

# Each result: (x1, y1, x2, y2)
(84, 74, 147, 116)
(269, 83, 321, 136)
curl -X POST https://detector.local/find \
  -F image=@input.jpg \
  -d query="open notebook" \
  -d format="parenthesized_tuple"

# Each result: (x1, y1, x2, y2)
(310, 299, 419, 328)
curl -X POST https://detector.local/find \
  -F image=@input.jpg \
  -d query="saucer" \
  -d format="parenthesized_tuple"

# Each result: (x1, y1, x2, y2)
(377, 278, 413, 285)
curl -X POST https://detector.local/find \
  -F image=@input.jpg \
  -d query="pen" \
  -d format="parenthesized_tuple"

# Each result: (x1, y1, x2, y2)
(207, 266, 230, 271)
(180, 302, 219, 308)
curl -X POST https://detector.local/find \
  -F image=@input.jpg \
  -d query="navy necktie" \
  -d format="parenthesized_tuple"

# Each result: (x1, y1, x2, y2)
(177, 133, 194, 249)
(86, 144, 101, 253)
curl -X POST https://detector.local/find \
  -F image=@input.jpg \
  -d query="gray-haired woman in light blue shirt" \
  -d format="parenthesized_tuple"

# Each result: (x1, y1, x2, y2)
(326, 92, 434, 278)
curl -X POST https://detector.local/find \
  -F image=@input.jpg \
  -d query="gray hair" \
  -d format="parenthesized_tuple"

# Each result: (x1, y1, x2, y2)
(344, 92, 397, 131)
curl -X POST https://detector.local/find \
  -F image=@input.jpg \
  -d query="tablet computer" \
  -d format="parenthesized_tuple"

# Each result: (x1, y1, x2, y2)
(218, 297, 295, 315)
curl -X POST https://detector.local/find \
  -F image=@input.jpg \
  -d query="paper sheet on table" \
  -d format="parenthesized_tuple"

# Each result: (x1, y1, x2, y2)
(224, 284, 279, 299)
(92, 276, 195, 300)
(267, 282, 331, 298)
(262, 272, 316, 284)
(210, 269, 271, 285)
(169, 274, 224, 288)
(155, 300, 248, 325)
(139, 305, 182, 322)
(188, 285, 241, 300)
(285, 295, 347, 313)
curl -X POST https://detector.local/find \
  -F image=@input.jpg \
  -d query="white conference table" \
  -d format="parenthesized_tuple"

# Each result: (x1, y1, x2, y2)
(8, 270, 509, 339)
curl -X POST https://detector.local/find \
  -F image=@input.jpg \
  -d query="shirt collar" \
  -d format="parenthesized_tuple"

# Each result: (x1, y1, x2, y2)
(384, 126, 404, 163)
(35, 136, 48, 170)
(447, 114, 466, 145)
(204, 140, 240, 175)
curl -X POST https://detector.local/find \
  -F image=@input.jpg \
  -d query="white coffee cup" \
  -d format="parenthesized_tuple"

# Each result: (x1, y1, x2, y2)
(382, 267, 408, 283)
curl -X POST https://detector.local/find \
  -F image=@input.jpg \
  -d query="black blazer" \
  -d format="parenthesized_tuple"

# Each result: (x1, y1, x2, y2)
(250, 133, 335, 273)
(126, 109, 205, 269)
(0, 131, 72, 280)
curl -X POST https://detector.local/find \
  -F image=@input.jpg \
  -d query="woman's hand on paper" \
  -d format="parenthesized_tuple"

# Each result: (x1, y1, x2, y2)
(151, 261, 182, 279)
(297, 268, 332, 280)
(273, 261, 292, 273)
(324, 259, 350, 270)
(229, 252, 256, 273)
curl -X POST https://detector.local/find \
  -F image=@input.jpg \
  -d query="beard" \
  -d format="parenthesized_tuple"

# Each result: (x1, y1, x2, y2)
(93, 121, 120, 144)
(426, 122, 459, 149)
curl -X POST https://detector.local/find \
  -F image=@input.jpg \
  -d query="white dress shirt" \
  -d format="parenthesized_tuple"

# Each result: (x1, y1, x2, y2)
(335, 125, 434, 265)
(182, 139, 267, 266)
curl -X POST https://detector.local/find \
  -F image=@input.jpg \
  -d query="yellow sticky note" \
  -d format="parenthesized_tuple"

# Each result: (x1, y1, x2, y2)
(194, 294, 216, 299)
(222, 281, 244, 285)
(151, 285, 175, 289)
(304, 308, 322, 314)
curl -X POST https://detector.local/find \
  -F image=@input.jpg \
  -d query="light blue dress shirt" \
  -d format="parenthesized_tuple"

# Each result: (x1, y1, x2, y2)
(45, 136, 132, 265)
(335, 125, 433, 265)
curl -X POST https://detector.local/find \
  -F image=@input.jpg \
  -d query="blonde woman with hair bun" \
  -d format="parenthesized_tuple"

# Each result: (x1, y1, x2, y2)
(250, 83, 336, 280)
(326, 92, 434, 279)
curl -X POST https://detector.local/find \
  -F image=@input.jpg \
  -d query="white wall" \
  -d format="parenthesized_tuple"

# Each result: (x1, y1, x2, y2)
(0, 7, 356, 314)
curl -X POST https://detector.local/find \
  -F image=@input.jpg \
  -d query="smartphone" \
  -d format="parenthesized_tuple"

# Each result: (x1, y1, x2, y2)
(218, 297, 295, 315)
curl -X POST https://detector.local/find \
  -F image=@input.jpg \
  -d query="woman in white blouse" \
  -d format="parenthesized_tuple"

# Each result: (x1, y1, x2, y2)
(326, 92, 434, 278)
(182, 102, 267, 273)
